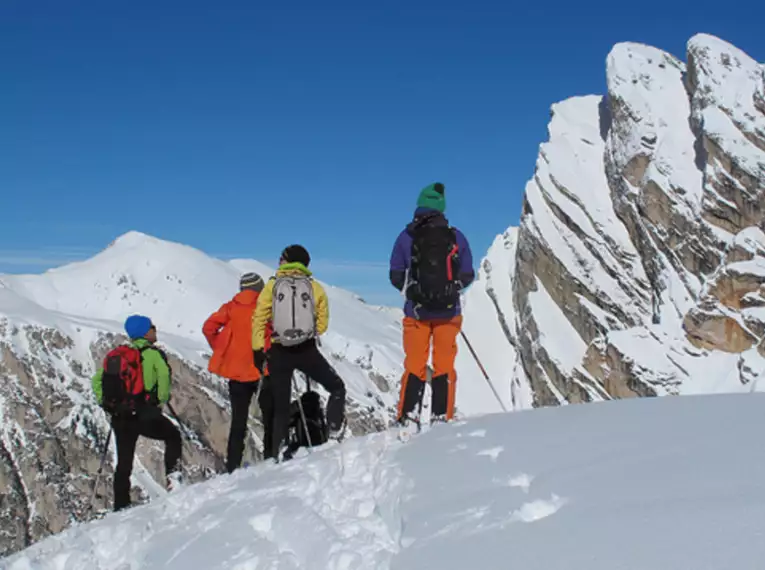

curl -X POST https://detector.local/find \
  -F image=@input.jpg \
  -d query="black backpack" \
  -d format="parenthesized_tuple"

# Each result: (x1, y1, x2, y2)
(407, 224, 461, 310)
(286, 381, 328, 457)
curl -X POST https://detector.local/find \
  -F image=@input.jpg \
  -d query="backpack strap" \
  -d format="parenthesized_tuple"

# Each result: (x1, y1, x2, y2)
(139, 345, 171, 369)
(137, 345, 170, 403)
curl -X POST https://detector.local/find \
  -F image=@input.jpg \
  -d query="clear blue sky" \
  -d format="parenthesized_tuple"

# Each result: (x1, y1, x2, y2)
(1, 0, 763, 305)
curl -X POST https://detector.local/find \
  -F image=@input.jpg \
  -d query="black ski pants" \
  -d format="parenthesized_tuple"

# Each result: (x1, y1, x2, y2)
(111, 406, 181, 511)
(226, 379, 273, 472)
(265, 339, 346, 460)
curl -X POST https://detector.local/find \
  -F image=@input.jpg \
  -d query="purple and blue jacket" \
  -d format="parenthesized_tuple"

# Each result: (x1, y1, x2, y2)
(389, 208, 475, 320)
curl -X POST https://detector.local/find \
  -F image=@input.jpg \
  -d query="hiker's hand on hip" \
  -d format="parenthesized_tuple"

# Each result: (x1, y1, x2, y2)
(253, 350, 266, 373)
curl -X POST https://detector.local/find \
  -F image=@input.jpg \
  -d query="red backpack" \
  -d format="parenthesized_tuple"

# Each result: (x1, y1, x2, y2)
(101, 345, 149, 413)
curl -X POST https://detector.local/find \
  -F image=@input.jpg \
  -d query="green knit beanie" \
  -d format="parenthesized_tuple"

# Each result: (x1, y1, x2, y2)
(416, 182, 446, 212)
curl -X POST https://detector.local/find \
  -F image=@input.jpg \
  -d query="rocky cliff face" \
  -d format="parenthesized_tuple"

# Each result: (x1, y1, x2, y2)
(0, 233, 405, 557)
(458, 33, 765, 412)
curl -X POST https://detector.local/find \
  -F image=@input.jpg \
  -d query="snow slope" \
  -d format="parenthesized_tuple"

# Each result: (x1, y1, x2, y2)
(456, 228, 529, 415)
(4, 392, 764, 569)
(0, 231, 419, 556)
(0, 230, 517, 422)
(0, 231, 407, 418)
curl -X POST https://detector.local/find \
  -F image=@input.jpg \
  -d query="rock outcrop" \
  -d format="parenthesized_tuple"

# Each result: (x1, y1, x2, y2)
(459, 33, 765, 412)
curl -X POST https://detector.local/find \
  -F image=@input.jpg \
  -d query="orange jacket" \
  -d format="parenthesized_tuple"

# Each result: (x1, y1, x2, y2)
(203, 290, 272, 382)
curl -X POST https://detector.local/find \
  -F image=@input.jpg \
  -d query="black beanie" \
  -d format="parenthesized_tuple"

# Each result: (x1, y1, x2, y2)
(281, 244, 310, 267)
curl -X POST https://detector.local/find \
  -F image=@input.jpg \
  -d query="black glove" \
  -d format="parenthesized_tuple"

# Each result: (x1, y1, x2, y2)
(253, 350, 266, 374)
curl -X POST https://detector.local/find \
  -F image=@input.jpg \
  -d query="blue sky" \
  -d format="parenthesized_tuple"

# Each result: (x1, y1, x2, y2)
(1, 0, 763, 306)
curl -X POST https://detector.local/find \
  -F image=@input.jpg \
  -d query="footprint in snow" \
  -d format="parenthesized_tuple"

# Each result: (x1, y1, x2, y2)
(248, 511, 275, 538)
(467, 429, 487, 437)
(492, 473, 534, 493)
(448, 443, 469, 453)
(510, 494, 567, 523)
(474, 493, 568, 534)
(476, 446, 503, 461)
(507, 473, 534, 492)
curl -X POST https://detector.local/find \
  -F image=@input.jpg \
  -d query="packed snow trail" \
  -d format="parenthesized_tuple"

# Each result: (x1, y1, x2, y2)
(4, 393, 765, 569)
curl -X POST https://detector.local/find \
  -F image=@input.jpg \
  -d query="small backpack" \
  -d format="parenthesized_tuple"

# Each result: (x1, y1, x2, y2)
(100, 345, 150, 414)
(286, 385, 328, 456)
(407, 224, 461, 310)
(271, 274, 316, 346)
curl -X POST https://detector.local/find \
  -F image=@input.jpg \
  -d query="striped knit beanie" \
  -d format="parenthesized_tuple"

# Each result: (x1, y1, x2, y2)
(240, 272, 264, 292)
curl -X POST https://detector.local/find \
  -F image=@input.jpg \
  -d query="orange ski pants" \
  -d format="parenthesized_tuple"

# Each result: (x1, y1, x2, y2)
(397, 315, 462, 421)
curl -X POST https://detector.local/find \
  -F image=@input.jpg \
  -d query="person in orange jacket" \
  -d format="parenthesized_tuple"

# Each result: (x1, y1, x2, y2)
(203, 272, 273, 472)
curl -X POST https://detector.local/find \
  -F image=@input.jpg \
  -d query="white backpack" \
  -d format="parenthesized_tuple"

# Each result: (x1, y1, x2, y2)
(271, 274, 316, 346)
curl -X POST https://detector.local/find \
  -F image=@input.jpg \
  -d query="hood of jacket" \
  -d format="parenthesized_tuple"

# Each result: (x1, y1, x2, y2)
(275, 261, 312, 277)
(232, 289, 259, 305)
(406, 207, 449, 234)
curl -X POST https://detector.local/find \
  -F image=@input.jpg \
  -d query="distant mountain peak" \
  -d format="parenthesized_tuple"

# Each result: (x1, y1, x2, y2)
(0, 231, 410, 557)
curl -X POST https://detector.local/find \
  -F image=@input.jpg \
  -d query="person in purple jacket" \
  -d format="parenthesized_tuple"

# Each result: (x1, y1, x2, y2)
(389, 182, 475, 426)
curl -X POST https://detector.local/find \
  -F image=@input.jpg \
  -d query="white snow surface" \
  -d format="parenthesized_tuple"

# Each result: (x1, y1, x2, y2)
(725, 258, 765, 280)
(456, 228, 530, 414)
(4, 393, 765, 569)
(688, 33, 765, 178)
(731, 226, 765, 257)
(606, 325, 743, 394)
(606, 42, 703, 213)
(527, 277, 587, 376)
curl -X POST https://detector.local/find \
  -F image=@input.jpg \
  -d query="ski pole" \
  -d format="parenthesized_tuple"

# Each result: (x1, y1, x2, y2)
(417, 384, 425, 429)
(166, 402, 194, 440)
(166, 402, 197, 475)
(87, 426, 112, 513)
(459, 331, 508, 412)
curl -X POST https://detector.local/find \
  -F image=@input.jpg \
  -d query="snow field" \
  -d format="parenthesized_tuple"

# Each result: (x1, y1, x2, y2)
(5, 392, 765, 570)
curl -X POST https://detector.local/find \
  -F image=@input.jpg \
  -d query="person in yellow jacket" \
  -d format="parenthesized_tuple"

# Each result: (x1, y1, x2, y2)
(252, 244, 346, 460)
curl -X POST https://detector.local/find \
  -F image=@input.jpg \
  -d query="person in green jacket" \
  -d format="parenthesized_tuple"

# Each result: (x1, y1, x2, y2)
(92, 315, 182, 511)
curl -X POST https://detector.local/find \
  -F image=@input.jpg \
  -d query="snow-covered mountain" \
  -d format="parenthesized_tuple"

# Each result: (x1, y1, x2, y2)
(460, 33, 765, 410)
(4, 392, 764, 569)
(0, 231, 410, 556)
(3, 29, 765, 562)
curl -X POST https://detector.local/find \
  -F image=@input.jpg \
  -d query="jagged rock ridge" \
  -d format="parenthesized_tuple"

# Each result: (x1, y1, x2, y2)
(459, 33, 765, 409)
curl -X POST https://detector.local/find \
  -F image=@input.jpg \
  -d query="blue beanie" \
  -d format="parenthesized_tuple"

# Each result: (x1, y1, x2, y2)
(124, 315, 153, 339)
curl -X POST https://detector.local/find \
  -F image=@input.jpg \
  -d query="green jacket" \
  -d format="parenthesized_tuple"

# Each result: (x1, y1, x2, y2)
(92, 339, 171, 406)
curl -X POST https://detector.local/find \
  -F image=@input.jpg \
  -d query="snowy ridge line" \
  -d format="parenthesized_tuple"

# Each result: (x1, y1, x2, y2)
(6, 393, 765, 569)
(3, 429, 412, 570)
(0, 229, 419, 557)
